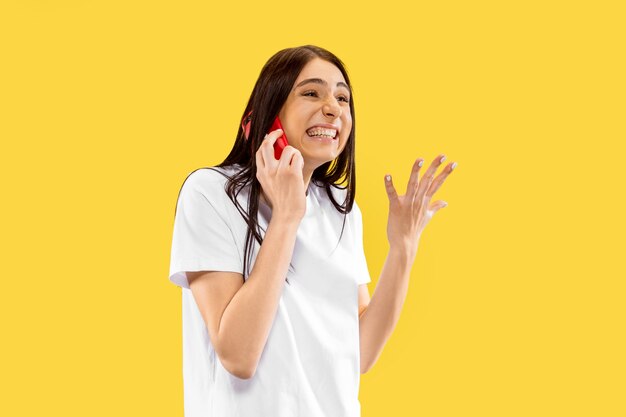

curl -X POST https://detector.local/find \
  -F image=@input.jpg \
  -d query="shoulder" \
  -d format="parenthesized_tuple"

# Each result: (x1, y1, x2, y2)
(180, 165, 240, 197)
(175, 166, 244, 217)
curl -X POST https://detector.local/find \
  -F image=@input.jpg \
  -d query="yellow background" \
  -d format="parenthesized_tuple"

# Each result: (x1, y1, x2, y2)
(1, 0, 624, 416)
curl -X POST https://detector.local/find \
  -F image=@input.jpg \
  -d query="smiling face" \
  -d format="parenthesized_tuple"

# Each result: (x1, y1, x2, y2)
(277, 58, 353, 171)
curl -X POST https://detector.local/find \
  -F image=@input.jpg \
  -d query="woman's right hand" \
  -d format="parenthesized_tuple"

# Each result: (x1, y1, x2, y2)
(255, 128, 306, 223)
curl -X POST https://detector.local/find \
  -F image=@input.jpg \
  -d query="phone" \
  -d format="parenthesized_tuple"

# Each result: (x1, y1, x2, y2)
(268, 116, 289, 160)
(242, 111, 289, 160)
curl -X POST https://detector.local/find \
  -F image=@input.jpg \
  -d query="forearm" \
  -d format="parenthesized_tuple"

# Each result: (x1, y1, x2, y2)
(359, 246, 415, 373)
(218, 217, 299, 378)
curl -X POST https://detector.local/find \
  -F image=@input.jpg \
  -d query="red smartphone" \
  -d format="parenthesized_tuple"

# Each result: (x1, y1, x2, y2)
(268, 116, 289, 160)
(242, 111, 289, 160)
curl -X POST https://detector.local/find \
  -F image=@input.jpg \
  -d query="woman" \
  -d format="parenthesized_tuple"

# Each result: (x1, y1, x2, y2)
(168, 44, 457, 416)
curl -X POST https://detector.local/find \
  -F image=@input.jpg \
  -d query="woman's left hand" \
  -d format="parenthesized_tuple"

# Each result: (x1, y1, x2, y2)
(384, 154, 457, 256)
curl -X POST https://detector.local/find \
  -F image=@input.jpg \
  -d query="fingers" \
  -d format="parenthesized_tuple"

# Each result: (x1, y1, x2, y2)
(414, 154, 447, 206)
(426, 161, 458, 198)
(258, 129, 284, 168)
(384, 174, 399, 203)
(277, 145, 300, 172)
(255, 143, 265, 170)
(427, 200, 448, 221)
(405, 158, 424, 200)
(290, 151, 304, 171)
(388, 154, 457, 207)
(429, 200, 448, 213)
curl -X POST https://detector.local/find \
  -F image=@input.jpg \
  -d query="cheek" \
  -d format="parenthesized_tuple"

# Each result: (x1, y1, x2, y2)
(287, 111, 308, 133)
(343, 114, 352, 131)
(343, 122, 352, 139)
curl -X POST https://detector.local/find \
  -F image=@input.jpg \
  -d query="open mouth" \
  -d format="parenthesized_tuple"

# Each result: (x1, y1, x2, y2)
(305, 127, 338, 140)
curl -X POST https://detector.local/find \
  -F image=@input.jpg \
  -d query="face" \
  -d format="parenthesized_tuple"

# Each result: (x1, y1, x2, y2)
(278, 58, 352, 170)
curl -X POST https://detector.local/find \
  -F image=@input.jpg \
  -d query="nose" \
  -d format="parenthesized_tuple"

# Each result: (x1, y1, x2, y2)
(322, 98, 342, 119)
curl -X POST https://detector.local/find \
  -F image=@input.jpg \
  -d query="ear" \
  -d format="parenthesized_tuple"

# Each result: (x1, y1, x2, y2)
(241, 110, 253, 141)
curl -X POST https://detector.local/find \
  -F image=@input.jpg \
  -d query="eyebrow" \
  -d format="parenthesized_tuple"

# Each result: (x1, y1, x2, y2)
(295, 78, 351, 95)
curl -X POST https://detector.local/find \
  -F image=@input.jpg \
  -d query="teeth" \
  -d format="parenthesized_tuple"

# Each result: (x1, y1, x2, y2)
(306, 127, 337, 138)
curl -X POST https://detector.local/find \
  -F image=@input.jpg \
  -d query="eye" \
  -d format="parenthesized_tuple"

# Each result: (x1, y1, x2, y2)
(302, 90, 350, 103)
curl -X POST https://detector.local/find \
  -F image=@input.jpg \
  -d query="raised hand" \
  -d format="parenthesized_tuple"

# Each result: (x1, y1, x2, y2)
(384, 154, 457, 256)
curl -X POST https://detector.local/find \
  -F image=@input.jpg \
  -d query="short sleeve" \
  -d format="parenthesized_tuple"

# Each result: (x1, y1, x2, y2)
(168, 171, 243, 289)
(352, 201, 372, 285)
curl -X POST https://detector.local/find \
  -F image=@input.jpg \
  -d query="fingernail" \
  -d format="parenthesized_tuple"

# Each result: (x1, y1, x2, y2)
(385, 175, 391, 182)
(418, 160, 423, 167)
(440, 155, 446, 164)
(451, 162, 457, 170)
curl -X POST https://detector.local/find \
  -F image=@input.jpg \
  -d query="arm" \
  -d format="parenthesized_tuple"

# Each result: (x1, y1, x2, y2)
(358, 248, 414, 374)
(189, 217, 300, 380)
(359, 154, 456, 374)
(189, 132, 307, 380)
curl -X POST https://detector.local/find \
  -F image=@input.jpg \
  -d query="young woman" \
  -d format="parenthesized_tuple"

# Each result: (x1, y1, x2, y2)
(168, 44, 457, 417)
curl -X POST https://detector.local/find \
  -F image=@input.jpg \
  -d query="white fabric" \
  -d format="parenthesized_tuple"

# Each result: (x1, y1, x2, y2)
(168, 164, 371, 417)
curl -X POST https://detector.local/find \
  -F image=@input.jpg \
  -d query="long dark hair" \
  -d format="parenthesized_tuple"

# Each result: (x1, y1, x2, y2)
(175, 44, 358, 284)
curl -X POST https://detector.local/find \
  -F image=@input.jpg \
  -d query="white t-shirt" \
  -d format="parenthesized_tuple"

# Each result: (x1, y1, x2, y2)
(168, 164, 371, 417)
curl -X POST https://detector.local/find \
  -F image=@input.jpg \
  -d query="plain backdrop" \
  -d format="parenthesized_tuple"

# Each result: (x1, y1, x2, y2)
(1, 1, 624, 416)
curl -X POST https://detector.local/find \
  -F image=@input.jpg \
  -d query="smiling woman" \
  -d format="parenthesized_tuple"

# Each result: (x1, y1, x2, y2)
(168, 45, 370, 417)
(277, 57, 353, 171)
(168, 44, 457, 417)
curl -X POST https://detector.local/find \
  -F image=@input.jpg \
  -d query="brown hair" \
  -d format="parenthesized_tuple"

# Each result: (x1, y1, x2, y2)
(176, 44, 358, 283)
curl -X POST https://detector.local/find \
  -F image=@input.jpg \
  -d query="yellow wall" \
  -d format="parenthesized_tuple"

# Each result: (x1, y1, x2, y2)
(1, 1, 624, 416)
